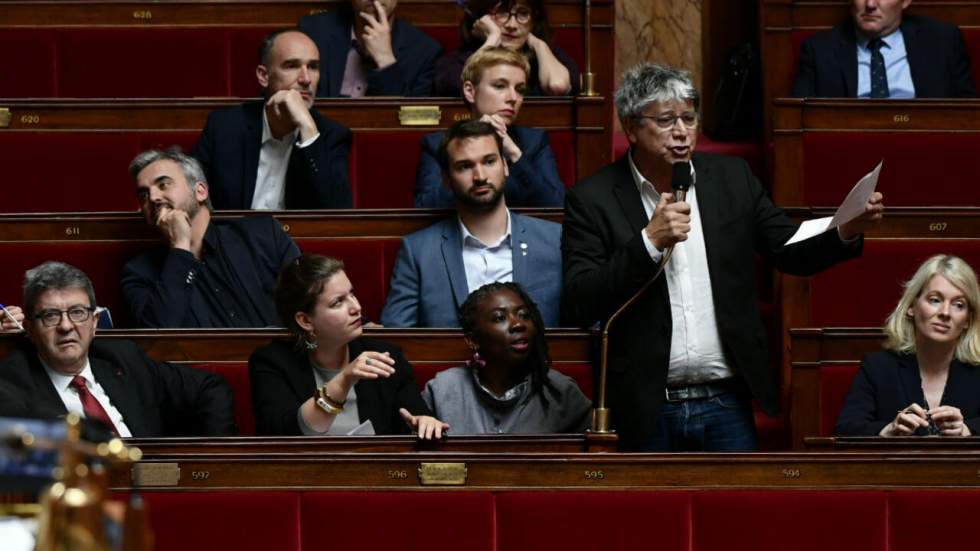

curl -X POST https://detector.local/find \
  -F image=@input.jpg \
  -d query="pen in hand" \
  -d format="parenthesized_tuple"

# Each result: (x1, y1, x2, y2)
(0, 304, 25, 332)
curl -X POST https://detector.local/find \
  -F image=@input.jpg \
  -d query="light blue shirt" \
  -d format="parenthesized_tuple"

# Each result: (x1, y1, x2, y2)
(856, 29, 916, 98)
(459, 211, 514, 295)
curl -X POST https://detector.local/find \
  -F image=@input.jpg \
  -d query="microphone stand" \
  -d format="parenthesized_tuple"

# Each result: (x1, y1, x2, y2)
(590, 179, 689, 434)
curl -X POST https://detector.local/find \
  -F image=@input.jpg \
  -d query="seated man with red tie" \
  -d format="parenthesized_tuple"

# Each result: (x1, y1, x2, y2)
(0, 261, 235, 437)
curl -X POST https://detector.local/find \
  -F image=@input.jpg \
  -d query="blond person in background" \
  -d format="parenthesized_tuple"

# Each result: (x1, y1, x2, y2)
(836, 255, 980, 436)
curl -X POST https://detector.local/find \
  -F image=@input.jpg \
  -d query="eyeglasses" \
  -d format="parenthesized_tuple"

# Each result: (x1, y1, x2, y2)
(32, 306, 98, 328)
(491, 7, 532, 24)
(637, 111, 699, 130)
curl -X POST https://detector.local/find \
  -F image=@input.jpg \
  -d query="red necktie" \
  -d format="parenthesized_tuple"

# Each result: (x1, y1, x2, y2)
(69, 375, 119, 436)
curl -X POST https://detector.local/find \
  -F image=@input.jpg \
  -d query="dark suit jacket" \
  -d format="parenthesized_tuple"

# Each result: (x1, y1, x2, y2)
(0, 338, 236, 437)
(834, 350, 980, 436)
(191, 101, 352, 210)
(792, 15, 977, 98)
(413, 126, 565, 208)
(298, 10, 441, 97)
(121, 216, 301, 328)
(248, 337, 431, 435)
(562, 152, 862, 448)
(380, 212, 563, 327)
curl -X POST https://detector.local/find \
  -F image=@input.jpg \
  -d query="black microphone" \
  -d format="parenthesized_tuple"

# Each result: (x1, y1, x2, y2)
(671, 160, 693, 202)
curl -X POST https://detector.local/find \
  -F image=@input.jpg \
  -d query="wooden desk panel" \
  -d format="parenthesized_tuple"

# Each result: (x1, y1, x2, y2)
(116, 447, 980, 490)
(0, 0, 611, 29)
(0, 209, 563, 242)
(772, 99, 980, 206)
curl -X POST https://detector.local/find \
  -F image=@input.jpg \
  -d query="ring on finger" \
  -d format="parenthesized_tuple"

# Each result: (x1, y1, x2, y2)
(365, 358, 373, 366)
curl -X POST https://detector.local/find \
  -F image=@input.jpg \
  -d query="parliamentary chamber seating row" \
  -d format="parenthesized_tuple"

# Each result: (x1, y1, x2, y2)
(753, 0, 980, 444)
(0, 329, 591, 437)
(0, 0, 611, 210)
(107, 489, 980, 551)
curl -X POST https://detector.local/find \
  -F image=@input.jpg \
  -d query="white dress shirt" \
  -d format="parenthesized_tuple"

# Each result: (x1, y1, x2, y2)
(629, 154, 734, 386)
(41, 357, 132, 437)
(252, 110, 320, 210)
(459, 211, 514, 295)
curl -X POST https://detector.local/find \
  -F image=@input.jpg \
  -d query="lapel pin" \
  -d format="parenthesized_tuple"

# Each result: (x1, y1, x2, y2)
(520, 242, 528, 256)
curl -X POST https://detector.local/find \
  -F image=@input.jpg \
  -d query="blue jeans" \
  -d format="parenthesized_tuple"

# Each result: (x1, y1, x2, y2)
(639, 391, 758, 452)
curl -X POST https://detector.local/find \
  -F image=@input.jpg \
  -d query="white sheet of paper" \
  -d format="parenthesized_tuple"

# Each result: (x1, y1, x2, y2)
(784, 160, 882, 246)
(346, 419, 376, 436)
(785, 216, 832, 245)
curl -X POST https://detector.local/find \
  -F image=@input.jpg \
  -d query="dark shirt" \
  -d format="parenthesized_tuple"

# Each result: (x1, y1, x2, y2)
(121, 216, 300, 328)
(433, 44, 580, 97)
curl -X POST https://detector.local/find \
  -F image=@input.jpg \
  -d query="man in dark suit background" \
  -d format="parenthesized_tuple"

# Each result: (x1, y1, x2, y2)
(0, 261, 235, 437)
(192, 28, 352, 210)
(122, 148, 301, 328)
(299, 0, 441, 97)
(792, 0, 976, 98)
(562, 63, 885, 451)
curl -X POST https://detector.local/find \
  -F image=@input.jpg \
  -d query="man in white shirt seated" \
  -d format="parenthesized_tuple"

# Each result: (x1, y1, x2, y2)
(192, 28, 353, 210)
(0, 261, 236, 437)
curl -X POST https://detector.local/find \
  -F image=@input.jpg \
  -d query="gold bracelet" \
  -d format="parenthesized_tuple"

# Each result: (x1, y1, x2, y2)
(314, 397, 343, 415)
(317, 385, 346, 409)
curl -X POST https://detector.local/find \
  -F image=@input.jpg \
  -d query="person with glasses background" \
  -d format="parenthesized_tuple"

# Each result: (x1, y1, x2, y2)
(435, 0, 577, 97)
(561, 63, 885, 451)
(0, 261, 236, 437)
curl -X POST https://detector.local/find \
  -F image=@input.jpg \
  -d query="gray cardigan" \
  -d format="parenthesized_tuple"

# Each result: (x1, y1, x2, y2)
(422, 366, 591, 434)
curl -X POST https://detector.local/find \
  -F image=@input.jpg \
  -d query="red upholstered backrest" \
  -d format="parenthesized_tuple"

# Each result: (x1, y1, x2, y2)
(801, 132, 980, 206)
(295, 238, 401, 322)
(136, 492, 301, 551)
(0, 131, 198, 214)
(0, 29, 57, 97)
(302, 492, 494, 551)
(691, 491, 888, 551)
(819, 363, 860, 436)
(190, 362, 254, 436)
(412, 362, 594, 399)
(496, 491, 690, 550)
(57, 29, 231, 98)
(115, 489, 980, 551)
(0, 25, 591, 99)
(809, 240, 980, 327)
(0, 241, 150, 328)
(350, 131, 428, 208)
(0, 133, 141, 212)
(889, 491, 980, 551)
(228, 27, 275, 98)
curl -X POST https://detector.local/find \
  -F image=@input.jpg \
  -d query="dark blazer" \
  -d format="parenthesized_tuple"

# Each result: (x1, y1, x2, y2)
(191, 101, 352, 210)
(248, 337, 431, 435)
(121, 216, 301, 328)
(413, 126, 565, 208)
(562, 152, 862, 448)
(792, 15, 977, 98)
(0, 339, 236, 437)
(298, 10, 441, 97)
(835, 350, 980, 436)
(380, 212, 563, 327)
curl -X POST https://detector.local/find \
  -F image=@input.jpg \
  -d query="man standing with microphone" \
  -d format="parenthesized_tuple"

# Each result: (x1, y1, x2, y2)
(561, 63, 885, 451)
